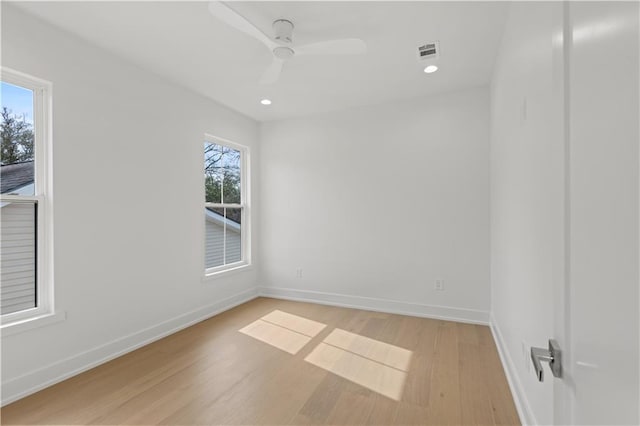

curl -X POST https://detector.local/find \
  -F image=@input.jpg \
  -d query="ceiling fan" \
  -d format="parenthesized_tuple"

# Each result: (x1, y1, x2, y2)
(208, 2, 367, 85)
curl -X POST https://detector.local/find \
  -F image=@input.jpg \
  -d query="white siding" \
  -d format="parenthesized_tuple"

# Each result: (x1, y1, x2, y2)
(1, 202, 36, 314)
(205, 215, 241, 269)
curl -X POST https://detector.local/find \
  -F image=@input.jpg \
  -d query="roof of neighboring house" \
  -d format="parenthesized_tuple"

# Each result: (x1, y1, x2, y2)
(1, 161, 35, 194)
(205, 208, 241, 232)
(206, 207, 241, 225)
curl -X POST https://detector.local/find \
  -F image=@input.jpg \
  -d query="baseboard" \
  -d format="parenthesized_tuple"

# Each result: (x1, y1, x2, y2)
(1, 287, 259, 406)
(258, 286, 490, 325)
(489, 313, 536, 426)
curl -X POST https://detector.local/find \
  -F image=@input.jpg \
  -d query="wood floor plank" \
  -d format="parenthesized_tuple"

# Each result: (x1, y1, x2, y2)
(1, 298, 520, 426)
(391, 401, 432, 425)
(393, 315, 428, 352)
(207, 355, 326, 425)
(94, 333, 274, 424)
(401, 352, 433, 407)
(412, 316, 441, 355)
(291, 373, 346, 425)
(427, 321, 463, 425)
(459, 342, 496, 425)
(477, 323, 496, 346)
(365, 393, 399, 425)
(476, 328, 521, 426)
(325, 389, 376, 425)
(360, 314, 402, 344)
(457, 322, 481, 345)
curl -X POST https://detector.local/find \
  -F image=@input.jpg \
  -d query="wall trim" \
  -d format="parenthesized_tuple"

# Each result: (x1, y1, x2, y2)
(490, 313, 536, 426)
(1, 287, 259, 406)
(258, 286, 490, 325)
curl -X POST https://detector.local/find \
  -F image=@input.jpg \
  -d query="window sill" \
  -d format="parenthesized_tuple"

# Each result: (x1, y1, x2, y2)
(202, 263, 252, 282)
(1, 311, 66, 337)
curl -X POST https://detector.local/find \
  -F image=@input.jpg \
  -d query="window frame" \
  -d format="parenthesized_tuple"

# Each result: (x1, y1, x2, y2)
(0, 67, 54, 326)
(203, 134, 251, 277)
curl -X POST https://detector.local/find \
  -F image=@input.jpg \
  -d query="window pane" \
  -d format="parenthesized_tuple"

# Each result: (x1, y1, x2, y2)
(0, 201, 36, 314)
(205, 207, 225, 269)
(204, 142, 222, 204)
(225, 207, 242, 264)
(221, 146, 241, 204)
(203, 139, 245, 272)
(1, 82, 35, 196)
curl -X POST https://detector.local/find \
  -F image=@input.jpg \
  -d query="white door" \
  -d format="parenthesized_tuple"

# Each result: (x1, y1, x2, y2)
(555, 1, 639, 424)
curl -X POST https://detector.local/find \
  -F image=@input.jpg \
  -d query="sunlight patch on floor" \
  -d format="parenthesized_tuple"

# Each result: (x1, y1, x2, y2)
(261, 310, 327, 337)
(305, 329, 412, 401)
(239, 310, 327, 355)
(323, 328, 413, 371)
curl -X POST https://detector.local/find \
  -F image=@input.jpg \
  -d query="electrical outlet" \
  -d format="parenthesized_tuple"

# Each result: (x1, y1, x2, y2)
(296, 268, 303, 279)
(434, 280, 444, 291)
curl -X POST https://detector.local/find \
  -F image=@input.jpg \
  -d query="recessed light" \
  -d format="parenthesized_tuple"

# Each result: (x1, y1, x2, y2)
(260, 99, 272, 105)
(424, 65, 438, 74)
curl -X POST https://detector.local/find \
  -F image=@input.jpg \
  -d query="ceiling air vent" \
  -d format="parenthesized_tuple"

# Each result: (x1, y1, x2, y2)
(417, 41, 439, 61)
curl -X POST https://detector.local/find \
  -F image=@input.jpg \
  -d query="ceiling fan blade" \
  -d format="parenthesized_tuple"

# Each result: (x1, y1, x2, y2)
(295, 38, 367, 56)
(259, 58, 284, 85)
(208, 2, 276, 51)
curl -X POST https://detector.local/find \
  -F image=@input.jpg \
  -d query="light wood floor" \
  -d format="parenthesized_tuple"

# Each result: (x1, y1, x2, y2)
(1, 297, 520, 425)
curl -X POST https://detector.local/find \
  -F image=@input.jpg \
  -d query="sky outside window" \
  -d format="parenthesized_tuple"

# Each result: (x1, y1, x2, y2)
(1, 81, 36, 190)
(1, 82, 34, 123)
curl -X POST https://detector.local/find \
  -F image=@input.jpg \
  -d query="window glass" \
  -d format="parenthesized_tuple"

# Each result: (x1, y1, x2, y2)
(224, 207, 242, 264)
(221, 146, 241, 204)
(204, 140, 246, 273)
(1, 76, 43, 318)
(1, 82, 35, 196)
(0, 201, 36, 314)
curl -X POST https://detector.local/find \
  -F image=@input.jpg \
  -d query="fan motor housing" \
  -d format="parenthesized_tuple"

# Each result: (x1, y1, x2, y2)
(273, 19, 294, 43)
(273, 46, 295, 60)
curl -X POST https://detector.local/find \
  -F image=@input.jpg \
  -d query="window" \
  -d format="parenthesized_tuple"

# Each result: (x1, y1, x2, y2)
(1, 68, 53, 323)
(204, 136, 249, 275)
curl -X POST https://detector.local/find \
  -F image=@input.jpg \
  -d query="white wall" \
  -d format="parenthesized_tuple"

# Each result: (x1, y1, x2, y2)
(1, 4, 260, 404)
(490, 3, 563, 424)
(259, 88, 491, 323)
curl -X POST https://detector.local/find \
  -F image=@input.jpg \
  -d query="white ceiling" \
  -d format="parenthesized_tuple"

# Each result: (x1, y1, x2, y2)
(14, 1, 509, 122)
